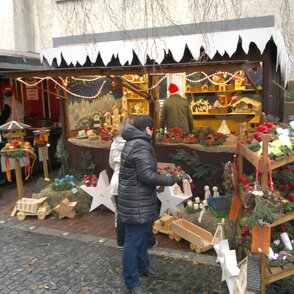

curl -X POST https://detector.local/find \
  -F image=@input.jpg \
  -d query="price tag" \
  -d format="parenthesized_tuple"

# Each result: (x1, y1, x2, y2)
(71, 187, 78, 194)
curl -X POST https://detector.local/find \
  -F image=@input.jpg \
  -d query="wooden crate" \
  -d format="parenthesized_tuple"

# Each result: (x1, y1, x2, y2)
(172, 219, 213, 251)
(16, 197, 47, 213)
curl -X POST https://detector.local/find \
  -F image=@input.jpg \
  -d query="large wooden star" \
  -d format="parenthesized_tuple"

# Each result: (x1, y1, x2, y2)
(80, 170, 115, 213)
(157, 184, 191, 216)
(213, 239, 240, 294)
(53, 198, 77, 219)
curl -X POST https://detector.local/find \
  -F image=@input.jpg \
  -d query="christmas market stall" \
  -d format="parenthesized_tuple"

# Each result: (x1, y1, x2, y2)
(1, 25, 294, 294)
(5, 26, 286, 192)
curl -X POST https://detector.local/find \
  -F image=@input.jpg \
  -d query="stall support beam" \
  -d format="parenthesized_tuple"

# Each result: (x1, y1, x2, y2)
(14, 158, 24, 199)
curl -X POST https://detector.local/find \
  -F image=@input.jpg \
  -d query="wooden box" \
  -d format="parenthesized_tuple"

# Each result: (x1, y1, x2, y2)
(172, 218, 213, 252)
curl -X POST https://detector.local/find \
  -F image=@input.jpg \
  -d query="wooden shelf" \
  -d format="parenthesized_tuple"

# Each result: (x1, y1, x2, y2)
(192, 112, 255, 116)
(186, 89, 256, 94)
(239, 142, 259, 168)
(237, 130, 294, 294)
(239, 142, 294, 171)
(270, 212, 294, 227)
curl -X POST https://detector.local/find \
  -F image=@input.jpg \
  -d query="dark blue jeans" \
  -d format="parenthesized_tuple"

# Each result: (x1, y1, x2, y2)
(117, 221, 156, 248)
(123, 223, 151, 288)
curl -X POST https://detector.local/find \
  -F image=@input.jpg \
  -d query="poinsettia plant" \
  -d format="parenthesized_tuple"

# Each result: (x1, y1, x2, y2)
(101, 126, 118, 141)
(238, 174, 255, 191)
(156, 127, 227, 146)
(158, 165, 190, 182)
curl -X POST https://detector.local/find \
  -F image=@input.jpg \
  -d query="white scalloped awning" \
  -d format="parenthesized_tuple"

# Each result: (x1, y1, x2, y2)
(40, 27, 292, 83)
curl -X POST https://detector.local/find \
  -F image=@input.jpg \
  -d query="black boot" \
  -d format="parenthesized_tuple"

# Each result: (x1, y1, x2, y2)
(139, 266, 161, 278)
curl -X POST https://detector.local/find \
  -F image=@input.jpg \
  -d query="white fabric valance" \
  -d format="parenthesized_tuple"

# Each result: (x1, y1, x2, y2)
(40, 27, 292, 83)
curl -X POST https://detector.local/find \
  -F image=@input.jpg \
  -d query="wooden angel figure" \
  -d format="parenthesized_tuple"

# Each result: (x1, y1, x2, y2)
(204, 185, 211, 200)
(104, 112, 112, 127)
(212, 186, 220, 197)
(111, 106, 121, 129)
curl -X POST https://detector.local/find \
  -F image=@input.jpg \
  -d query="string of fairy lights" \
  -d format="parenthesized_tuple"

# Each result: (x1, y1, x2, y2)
(16, 71, 244, 100)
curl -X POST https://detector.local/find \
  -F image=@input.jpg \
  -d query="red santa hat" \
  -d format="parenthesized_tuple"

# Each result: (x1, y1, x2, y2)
(168, 83, 179, 93)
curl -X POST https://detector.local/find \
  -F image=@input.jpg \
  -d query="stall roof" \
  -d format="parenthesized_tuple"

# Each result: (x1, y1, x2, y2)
(0, 49, 45, 72)
(39, 26, 292, 83)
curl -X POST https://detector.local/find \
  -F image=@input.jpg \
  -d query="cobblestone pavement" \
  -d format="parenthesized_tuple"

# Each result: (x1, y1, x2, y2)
(0, 221, 293, 294)
(0, 223, 227, 294)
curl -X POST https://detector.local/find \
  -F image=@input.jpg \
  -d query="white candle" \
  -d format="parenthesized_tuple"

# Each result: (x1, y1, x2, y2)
(199, 203, 204, 209)
(193, 203, 199, 210)
(195, 197, 200, 204)
(202, 200, 208, 206)
(187, 200, 193, 207)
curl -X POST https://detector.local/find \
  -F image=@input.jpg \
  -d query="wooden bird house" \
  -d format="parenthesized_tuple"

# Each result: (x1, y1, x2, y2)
(0, 120, 31, 143)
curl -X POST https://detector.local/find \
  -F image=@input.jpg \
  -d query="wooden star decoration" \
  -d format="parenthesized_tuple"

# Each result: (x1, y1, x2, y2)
(213, 239, 230, 264)
(53, 198, 77, 219)
(213, 239, 240, 294)
(157, 184, 191, 217)
(80, 170, 115, 213)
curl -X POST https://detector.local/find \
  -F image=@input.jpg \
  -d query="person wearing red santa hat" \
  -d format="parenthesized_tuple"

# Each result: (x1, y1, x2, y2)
(160, 83, 193, 133)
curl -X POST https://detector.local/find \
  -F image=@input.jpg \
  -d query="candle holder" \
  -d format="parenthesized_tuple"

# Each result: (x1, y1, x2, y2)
(0, 120, 34, 200)
(33, 128, 50, 148)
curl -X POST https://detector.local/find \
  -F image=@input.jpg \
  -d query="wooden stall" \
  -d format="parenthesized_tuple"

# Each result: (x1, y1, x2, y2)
(2, 34, 288, 191)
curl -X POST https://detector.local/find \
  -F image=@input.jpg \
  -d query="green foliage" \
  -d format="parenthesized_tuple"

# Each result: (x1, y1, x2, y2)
(55, 142, 69, 178)
(55, 142, 82, 180)
(272, 80, 294, 102)
(247, 142, 261, 152)
(169, 148, 218, 186)
(81, 151, 96, 176)
(272, 169, 294, 185)
(1, 149, 27, 159)
(264, 114, 280, 124)
(51, 182, 73, 191)
(241, 196, 282, 227)
(266, 250, 294, 268)
(209, 206, 229, 218)
(283, 201, 294, 213)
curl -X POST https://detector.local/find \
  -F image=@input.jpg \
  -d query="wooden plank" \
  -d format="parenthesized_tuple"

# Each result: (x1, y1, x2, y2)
(14, 158, 24, 199)
(282, 263, 294, 270)
(239, 143, 259, 168)
(268, 266, 283, 275)
(270, 153, 294, 170)
(265, 267, 294, 284)
(270, 212, 294, 227)
(261, 135, 270, 185)
(260, 254, 267, 294)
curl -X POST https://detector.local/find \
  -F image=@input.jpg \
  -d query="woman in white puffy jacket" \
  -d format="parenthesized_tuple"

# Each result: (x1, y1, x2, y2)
(109, 116, 134, 247)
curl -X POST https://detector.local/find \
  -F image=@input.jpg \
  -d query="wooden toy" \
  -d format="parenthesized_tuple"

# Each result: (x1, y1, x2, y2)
(53, 198, 77, 219)
(172, 218, 213, 253)
(152, 215, 180, 241)
(16, 197, 51, 221)
(153, 215, 214, 253)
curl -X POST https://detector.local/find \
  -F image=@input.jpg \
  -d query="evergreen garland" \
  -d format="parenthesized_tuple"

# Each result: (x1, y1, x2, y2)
(169, 148, 218, 186)
(1, 146, 34, 159)
(51, 182, 73, 191)
(241, 196, 282, 227)
(55, 142, 82, 180)
(81, 151, 96, 176)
